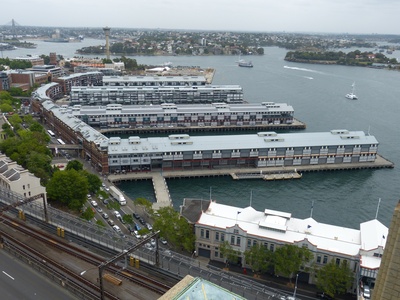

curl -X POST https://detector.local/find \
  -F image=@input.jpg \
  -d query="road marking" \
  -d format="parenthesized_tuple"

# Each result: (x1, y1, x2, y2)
(2, 271, 15, 280)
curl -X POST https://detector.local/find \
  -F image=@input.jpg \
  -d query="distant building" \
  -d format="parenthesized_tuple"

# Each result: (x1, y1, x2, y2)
(0, 72, 10, 91)
(180, 199, 388, 292)
(52, 71, 103, 95)
(9, 70, 48, 90)
(14, 55, 44, 66)
(31, 65, 63, 79)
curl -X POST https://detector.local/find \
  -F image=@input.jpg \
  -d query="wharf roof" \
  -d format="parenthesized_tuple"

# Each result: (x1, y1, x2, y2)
(56, 71, 102, 81)
(34, 82, 59, 100)
(41, 100, 108, 145)
(197, 201, 384, 257)
(360, 219, 388, 251)
(102, 130, 378, 154)
(70, 84, 242, 92)
(69, 102, 294, 116)
(103, 75, 207, 83)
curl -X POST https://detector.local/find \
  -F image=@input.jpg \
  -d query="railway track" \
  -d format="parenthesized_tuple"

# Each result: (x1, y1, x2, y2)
(0, 214, 175, 298)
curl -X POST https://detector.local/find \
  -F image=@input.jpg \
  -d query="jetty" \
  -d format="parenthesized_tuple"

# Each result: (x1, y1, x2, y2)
(107, 154, 393, 210)
(231, 171, 302, 180)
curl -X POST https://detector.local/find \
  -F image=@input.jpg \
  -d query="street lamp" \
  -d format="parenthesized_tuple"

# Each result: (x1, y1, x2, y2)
(80, 265, 105, 300)
(293, 273, 299, 299)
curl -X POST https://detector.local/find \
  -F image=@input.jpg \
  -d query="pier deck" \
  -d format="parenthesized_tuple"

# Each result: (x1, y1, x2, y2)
(107, 154, 393, 210)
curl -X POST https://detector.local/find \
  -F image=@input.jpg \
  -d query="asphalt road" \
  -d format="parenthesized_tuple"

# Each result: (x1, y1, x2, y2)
(0, 250, 77, 300)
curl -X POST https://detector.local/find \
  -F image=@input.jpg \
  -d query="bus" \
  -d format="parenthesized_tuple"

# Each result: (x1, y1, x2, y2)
(47, 129, 55, 137)
(57, 138, 65, 145)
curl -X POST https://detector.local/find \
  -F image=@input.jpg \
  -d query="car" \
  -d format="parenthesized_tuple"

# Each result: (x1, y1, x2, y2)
(127, 224, 134, 233)
(139, 218, 146, 225)
(105, 187, 110, 192)
(363, 286, 371, 299)
(113, 225, 122, 233)
(146, 223, 153, 231)
(316, 292, 333, 300)
(133, 231, 141, 239)
(150, 238, 156, 247)
(103, 198, 109, 205)
(98, 195, 104, 200)
(102, 213, 109, 219)
(107, 219, 115, 226)
(90, 200, 98, 207)
(96, 207, 103, 213)
(87, 194, 92, 199)
(134, 223, 141, 231)
(160, 237, 167, 245)
(133, 212, 140, 219)
(102, 183, 106, 188)
(118, 216, 126, 224)
(114, 211, 121, 219)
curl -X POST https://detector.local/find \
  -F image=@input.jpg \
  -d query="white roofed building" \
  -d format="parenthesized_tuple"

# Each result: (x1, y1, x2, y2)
(185, 200, 387, 291)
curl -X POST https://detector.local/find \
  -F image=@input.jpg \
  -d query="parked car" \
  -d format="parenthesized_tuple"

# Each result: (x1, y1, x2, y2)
(363, 286, 371, 299)
(113, 225, 122, 233)
(107, 219, 115, 226)
(146, 223, 153, 231)
(133, 231, 141, 239)
(160, 237, 167, 245)
(96, 207, 103, 213)
(316, 292, 333, 300)
(118, 216, 126, 224)
(127, 224, 134, 233)
(90, 200, 98, 207)
(133, 212, 140, 219)
(139, 217, 146, 225)
(114, 211, 121, 219)
(102, 213, 109, 219)
(103, 198, 109, 205)
(134, 223, 141, 231)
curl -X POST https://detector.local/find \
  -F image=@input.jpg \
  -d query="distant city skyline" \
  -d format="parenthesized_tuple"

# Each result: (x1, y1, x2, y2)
(2, 0, 400, 35)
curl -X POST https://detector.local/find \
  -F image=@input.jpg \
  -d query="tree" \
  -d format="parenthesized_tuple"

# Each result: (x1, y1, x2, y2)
(81, 170, 102, 194)
(273, 244, 313, 282)
(81, 206, 95, 221)
(122, 214, 133, 224)
(220, 241, 239, 268)
(315, 260, 354, 298)
(244, 243, 273, 275)
(66, 160, 83, 171)
(0, 103, 13, 113)
(153, 206, 195, 252)
(46, 169, 89, 210)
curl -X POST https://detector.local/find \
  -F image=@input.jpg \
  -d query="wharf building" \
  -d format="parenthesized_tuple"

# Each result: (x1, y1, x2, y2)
(53, 71, 103, 95)
(34, 92, 379, 175)
(102, 75, 209, 87)
(180, 200, 388, 293)
(66, 102, 295, 130)
(69, 84, 244, 106)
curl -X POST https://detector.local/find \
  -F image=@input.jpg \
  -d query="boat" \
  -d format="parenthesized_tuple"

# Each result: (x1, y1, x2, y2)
(237, 55, 253, 68)
(238, 59, 253, 68)
(345, 82, 358, 100)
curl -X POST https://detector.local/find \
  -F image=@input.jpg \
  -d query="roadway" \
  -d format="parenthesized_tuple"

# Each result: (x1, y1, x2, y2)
(0, 250, 77, 300)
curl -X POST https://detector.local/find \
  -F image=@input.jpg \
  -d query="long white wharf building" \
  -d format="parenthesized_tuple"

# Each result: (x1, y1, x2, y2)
(68, 102, 295, 129)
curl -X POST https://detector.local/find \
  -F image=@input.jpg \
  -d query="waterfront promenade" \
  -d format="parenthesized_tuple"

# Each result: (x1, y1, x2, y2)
(107, 154, 394, 210)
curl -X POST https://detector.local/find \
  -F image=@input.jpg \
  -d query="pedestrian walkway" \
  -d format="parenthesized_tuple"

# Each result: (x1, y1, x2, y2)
(152, 172, 172, 210)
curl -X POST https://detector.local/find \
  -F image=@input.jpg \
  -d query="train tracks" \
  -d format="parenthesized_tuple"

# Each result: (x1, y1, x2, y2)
(0, 214, 176, 299)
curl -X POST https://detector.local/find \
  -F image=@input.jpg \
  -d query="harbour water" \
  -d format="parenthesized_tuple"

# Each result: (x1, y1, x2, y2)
(5, 39, 400, 229)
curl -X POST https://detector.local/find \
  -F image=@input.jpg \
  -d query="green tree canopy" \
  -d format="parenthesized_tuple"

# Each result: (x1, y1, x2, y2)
(46, 169, 89, 210)
(81, 206, 95, 221)
(66, 160, 83, 171)
(220, 241, 239, 267)
(315, 260, 354, 298)
(153, 206, 195, 252)
(82, 170, 102, 195)
(244, 243, 273, 274)
(273, 244, 313, 282)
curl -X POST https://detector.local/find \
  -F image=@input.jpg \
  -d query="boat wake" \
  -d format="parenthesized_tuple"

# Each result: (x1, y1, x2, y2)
(284, 66, 324, 74)
(303, 76, 313, 80)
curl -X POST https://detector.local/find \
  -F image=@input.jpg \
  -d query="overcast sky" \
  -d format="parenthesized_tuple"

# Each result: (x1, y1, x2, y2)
(3, 0, 400, 34)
